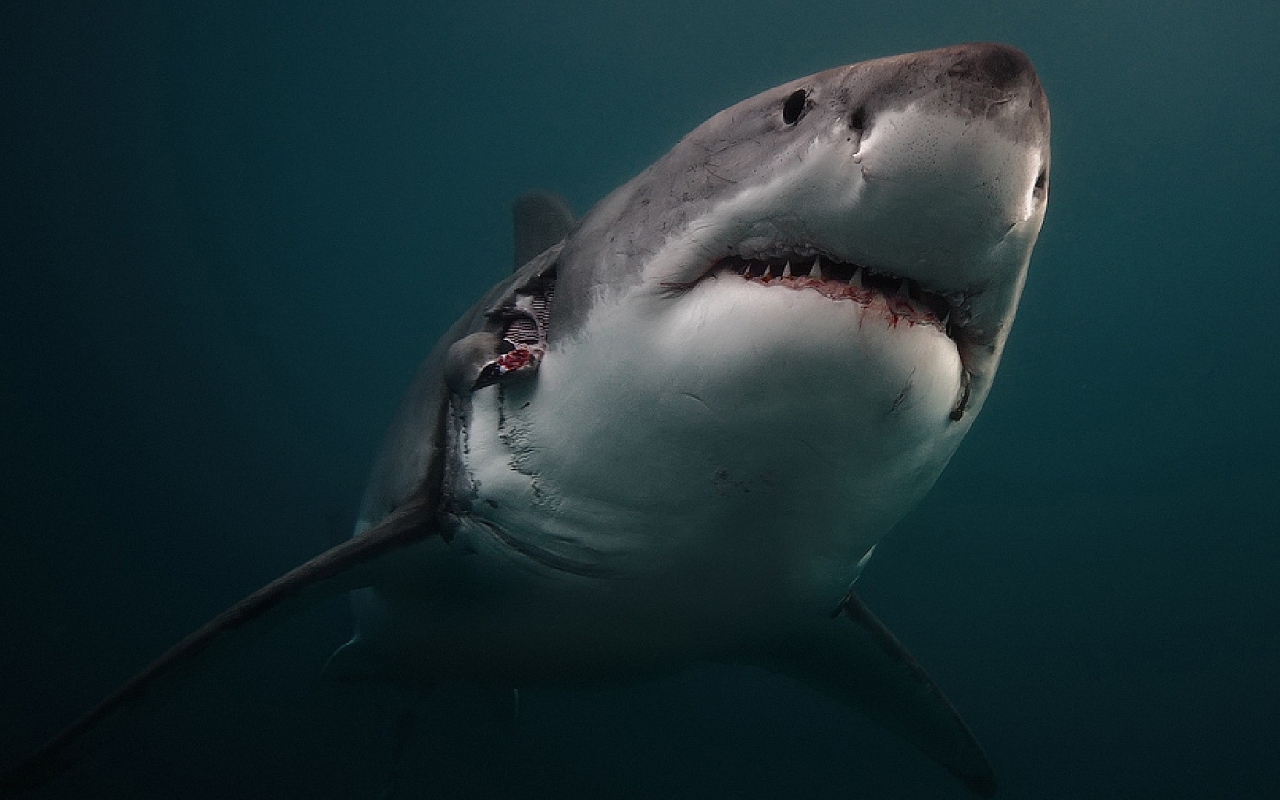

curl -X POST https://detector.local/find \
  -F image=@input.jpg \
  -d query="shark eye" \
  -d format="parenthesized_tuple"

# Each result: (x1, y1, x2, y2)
(782, 89, 808, 125)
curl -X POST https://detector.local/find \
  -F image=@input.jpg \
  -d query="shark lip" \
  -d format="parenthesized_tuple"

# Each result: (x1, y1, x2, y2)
(704, 252, 973, 344)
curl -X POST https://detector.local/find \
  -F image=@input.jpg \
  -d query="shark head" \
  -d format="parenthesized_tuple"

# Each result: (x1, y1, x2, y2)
(555, 42, 1049, 413)
(455, 43, 1050, 620)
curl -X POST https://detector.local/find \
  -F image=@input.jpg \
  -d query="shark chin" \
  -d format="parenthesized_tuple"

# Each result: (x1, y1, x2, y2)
(1, 42, 1048, 800)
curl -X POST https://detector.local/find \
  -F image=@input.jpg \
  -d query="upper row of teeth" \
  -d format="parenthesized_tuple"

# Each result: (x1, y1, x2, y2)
(731, 254, 913, 297)
(727, 254, 960, 326)
(740, 254, 841, 282)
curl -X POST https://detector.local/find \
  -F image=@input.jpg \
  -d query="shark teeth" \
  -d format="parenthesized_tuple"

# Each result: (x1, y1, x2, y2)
(714, 252, 965, 336)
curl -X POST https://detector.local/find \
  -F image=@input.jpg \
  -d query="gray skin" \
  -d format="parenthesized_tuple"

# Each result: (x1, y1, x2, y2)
(0, 43, 1049, 799)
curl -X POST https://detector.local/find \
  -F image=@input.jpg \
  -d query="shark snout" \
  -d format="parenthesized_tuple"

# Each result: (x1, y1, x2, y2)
(944, 42, 1039, 93)
(827, 43, 1048, 289)
(851, 42, 1050, 156)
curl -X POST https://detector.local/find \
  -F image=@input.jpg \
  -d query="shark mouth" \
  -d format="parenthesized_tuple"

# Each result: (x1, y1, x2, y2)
(714, 253, 968, 335)
(693, 252, 976, 420)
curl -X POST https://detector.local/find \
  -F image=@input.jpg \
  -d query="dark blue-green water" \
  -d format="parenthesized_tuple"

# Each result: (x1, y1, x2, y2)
(2, 2, 1277, 798)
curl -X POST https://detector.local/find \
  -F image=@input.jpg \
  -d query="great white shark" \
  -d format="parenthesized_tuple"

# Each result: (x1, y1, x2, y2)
(1, 42, 1049, 797)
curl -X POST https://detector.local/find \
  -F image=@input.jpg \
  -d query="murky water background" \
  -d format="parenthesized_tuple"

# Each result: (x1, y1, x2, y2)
(2, 2, 1277, 797)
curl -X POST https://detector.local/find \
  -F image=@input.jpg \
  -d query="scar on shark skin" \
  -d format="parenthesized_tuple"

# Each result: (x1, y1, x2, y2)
(890, 369, 917, 416)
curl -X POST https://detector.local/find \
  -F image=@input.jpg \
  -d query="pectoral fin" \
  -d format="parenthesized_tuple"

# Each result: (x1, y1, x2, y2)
(0, 491, 439, 797)
(762, 593, 996, 797)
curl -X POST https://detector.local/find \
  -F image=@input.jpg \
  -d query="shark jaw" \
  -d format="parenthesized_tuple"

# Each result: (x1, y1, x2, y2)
(674, 251, 970, 417)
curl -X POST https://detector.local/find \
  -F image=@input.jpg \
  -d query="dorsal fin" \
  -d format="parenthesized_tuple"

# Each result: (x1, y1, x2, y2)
(512, 191, 575, 270)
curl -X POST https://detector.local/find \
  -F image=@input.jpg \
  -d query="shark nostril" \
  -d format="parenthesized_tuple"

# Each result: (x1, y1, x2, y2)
(1034, 168, 1048, 197)
(782, 89, 808, 125)
(849, 106, 867, 133)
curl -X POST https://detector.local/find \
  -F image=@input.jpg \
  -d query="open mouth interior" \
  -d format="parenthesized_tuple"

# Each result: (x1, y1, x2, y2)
(714, 253, 967, 341)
